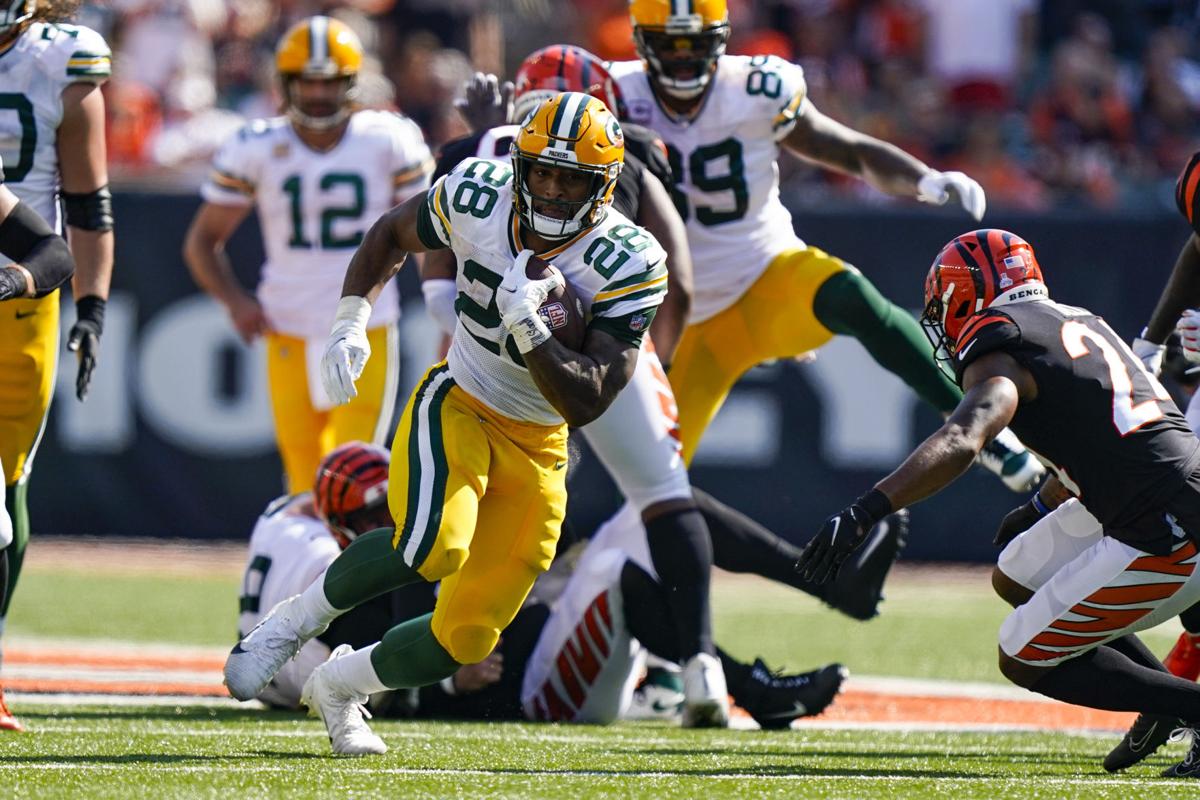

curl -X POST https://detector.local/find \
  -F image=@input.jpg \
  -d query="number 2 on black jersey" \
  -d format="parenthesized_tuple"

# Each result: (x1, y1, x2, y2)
(1060, 320, 1171, 436)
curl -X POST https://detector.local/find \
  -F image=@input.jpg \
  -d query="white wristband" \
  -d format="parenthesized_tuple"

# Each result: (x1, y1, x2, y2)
(507, 312, 552, 354)
(421, 279, 458, 337)
(439, 675, 458, 696)
(332, 295, 372, 333)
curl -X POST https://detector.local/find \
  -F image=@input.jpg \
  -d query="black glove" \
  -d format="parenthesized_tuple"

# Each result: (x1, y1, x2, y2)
(797, 488, 893, 585)
(67, 294, 105, 401)
(993, 495, 1047, 548)
(0, 268, 24, 301)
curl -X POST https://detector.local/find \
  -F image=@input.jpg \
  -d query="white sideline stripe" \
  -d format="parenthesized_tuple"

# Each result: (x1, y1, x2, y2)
(845, 674, 1041, 702)
(5, 666, 220, 683)
(0, 763, 1181, 786)
(8, 692, 247, 708)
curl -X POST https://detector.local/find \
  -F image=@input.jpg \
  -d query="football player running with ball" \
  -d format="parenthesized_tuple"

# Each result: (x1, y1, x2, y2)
(0, 1, 114, 731)
(610, 0, 1043, 488)
(185, 16, 433, 494)
(225, 93, 668, 755)
(803, 230, 1200, 780)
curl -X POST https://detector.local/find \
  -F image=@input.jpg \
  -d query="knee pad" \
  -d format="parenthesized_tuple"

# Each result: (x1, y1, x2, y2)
(416, 545, 469, 582)
(440, 622, 499, 665)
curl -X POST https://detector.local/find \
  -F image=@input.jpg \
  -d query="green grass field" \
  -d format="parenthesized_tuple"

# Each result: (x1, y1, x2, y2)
(1, 553, 1194, 798)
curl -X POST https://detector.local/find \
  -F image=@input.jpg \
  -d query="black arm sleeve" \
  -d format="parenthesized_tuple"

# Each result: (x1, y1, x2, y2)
(434, 134, 486, 180)
(0, 201, 75, 296)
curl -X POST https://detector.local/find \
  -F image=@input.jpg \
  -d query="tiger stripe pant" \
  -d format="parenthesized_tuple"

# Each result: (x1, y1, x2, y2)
(998, 499, 1200, 666)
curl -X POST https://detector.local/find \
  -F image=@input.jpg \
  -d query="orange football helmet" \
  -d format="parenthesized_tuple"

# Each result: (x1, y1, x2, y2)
(313, 441, 391, 548)
(922, 229, 1046, 356)
(513, 45, 625, 124)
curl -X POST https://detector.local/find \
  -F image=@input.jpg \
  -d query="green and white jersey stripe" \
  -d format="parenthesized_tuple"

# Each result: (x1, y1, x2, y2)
(416, 157, 668, 425)
(396, 364, 456, 567)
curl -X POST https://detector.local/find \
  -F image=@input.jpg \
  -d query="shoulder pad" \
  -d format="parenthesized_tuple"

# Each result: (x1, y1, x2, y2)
(954, 311, 1021, 375)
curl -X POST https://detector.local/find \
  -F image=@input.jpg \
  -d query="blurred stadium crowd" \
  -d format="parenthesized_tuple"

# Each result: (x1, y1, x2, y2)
(87, 0, 1200, 211)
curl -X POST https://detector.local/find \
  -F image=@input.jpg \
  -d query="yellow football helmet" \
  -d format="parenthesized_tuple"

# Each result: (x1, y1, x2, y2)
(275, 16, 363, 130)
(630, 0, 729, 100)
(511, 92, 624, 239)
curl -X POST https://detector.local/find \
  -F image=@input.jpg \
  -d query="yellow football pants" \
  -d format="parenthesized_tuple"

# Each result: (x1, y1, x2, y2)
(671, 247, 846, 464)
(0, 292, 59, 485)
(388, 362, 568, 664)
(265, 324, 398, 494)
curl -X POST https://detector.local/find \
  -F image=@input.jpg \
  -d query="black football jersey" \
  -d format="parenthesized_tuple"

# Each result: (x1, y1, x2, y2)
(1176, 151, 1200, 236)
(432, 122, 669, 224)
(955, 299, 1200, 552)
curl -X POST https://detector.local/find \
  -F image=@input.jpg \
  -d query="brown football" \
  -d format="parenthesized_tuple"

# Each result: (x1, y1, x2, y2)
(526, 253, 586, 351)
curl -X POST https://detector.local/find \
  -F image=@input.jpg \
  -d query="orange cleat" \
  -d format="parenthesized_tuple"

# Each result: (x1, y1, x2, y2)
(0, 687, 23, 732)
(1164, 631, 1200, 682)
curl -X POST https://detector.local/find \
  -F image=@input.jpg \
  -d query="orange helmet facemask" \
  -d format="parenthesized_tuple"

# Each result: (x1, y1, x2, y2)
(922, 229, 1047, 359)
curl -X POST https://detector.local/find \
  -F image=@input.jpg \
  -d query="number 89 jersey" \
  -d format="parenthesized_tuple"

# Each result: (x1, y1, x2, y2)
(201, 110, 433, 339)
(0, 22, 111, 228)
(610, 55, 806, 323)
(953, 298, 1200, 549)
(416, 157, 668, 425)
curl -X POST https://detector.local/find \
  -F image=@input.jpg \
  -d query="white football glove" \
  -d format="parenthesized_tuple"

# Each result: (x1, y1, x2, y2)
(917, 170, 987, 221)
(321, 296, 373, 405)
(1131, 328, 1166, 376)
(496, 249, 565, 353)
(1178, 309, 1200, 365)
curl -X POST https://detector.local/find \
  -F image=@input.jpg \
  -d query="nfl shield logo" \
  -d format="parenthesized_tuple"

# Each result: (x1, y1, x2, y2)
(538, 302, 568, 330)
(998, 274, 1013, 289)
(629, 312, 648, 332)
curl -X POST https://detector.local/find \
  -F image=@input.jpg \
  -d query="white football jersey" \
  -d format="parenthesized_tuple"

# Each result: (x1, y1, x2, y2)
(238, 494, 339, 640)
(610, 55, 807, 323)
(0, 22, 111, 228)
(417, 158, 668, 425)
(202, 110, 433, 339)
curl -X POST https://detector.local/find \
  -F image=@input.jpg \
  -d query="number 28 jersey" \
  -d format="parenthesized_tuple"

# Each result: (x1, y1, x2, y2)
(201, 111, 433, 339)
(415, 158, 668, 425)
(954, 298, 1200, 551)
(0, 22, 111, 228)
(610, 55, 806, 323)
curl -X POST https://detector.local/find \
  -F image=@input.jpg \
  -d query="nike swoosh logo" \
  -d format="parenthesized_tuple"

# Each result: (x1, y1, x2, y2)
(651, 699, 678, 713)
(230, 642, 247, 655)
(757, 701, 808, 719)
(15, 310, 36, 319)
(553, 460, 566, 470)
(829, 517, 840, 546)
(958, 339, 978, 359)
(1129, 721, 1159, 751)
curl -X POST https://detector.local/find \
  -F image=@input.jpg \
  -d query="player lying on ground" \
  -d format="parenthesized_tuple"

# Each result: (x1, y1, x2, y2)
(226, 92, 673, 755)
(236, 439, 900, 724)
(801, 228, 1200, 780)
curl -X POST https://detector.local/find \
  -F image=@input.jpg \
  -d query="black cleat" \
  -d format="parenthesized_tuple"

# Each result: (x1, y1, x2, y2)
(1104, 712, 1182, 772)
(824, 510, 908, 621)
(1162, 728, 1200, 778)
(738, 659, 847, 730)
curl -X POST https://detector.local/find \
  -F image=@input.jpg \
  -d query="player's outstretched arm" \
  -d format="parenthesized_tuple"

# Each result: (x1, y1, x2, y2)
(0, 185, 74, 300)
(1142, 234, 1200, 359)
(636, 170, 692, 366)
(783, 101, 985, 220)
(875, 352, 1029, 510)
(523, 328, 639, 428)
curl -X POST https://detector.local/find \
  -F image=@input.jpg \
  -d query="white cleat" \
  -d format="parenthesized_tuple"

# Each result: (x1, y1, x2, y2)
(680, 652, 730, 729)
(977, 427, 1046, 493)
(301, 645, 388, 756)
(224, 595, 327, 701)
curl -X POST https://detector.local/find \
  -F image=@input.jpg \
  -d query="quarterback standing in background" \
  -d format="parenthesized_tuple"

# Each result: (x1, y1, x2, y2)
(184, 15, 433, 494)
(0, 0, 113, 731)
(225, 92, 669, 755)
(610, 0, 1043, 489)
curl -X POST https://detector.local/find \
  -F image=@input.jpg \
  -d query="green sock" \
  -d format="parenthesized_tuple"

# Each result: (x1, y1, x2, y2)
(322, 527, 422, 610)
(370, 612, 461, 688)
(2, 480, 29, 618)
(813, 269, 962, 413)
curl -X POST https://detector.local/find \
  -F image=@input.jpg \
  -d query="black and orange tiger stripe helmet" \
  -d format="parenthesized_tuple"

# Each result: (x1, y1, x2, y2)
(922, 229, 1046, 357)
(512, 45, 625, 124)
(1175, 151, 1200, 236)
(313, 441, 391, 548)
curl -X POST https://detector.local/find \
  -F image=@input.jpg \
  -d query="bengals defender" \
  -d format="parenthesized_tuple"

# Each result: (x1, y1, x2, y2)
(610, 0, 1044, 492)
(801, 229, 1200, 780)
(0, 0, 113, 732)
(185, 16, 433, 494)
